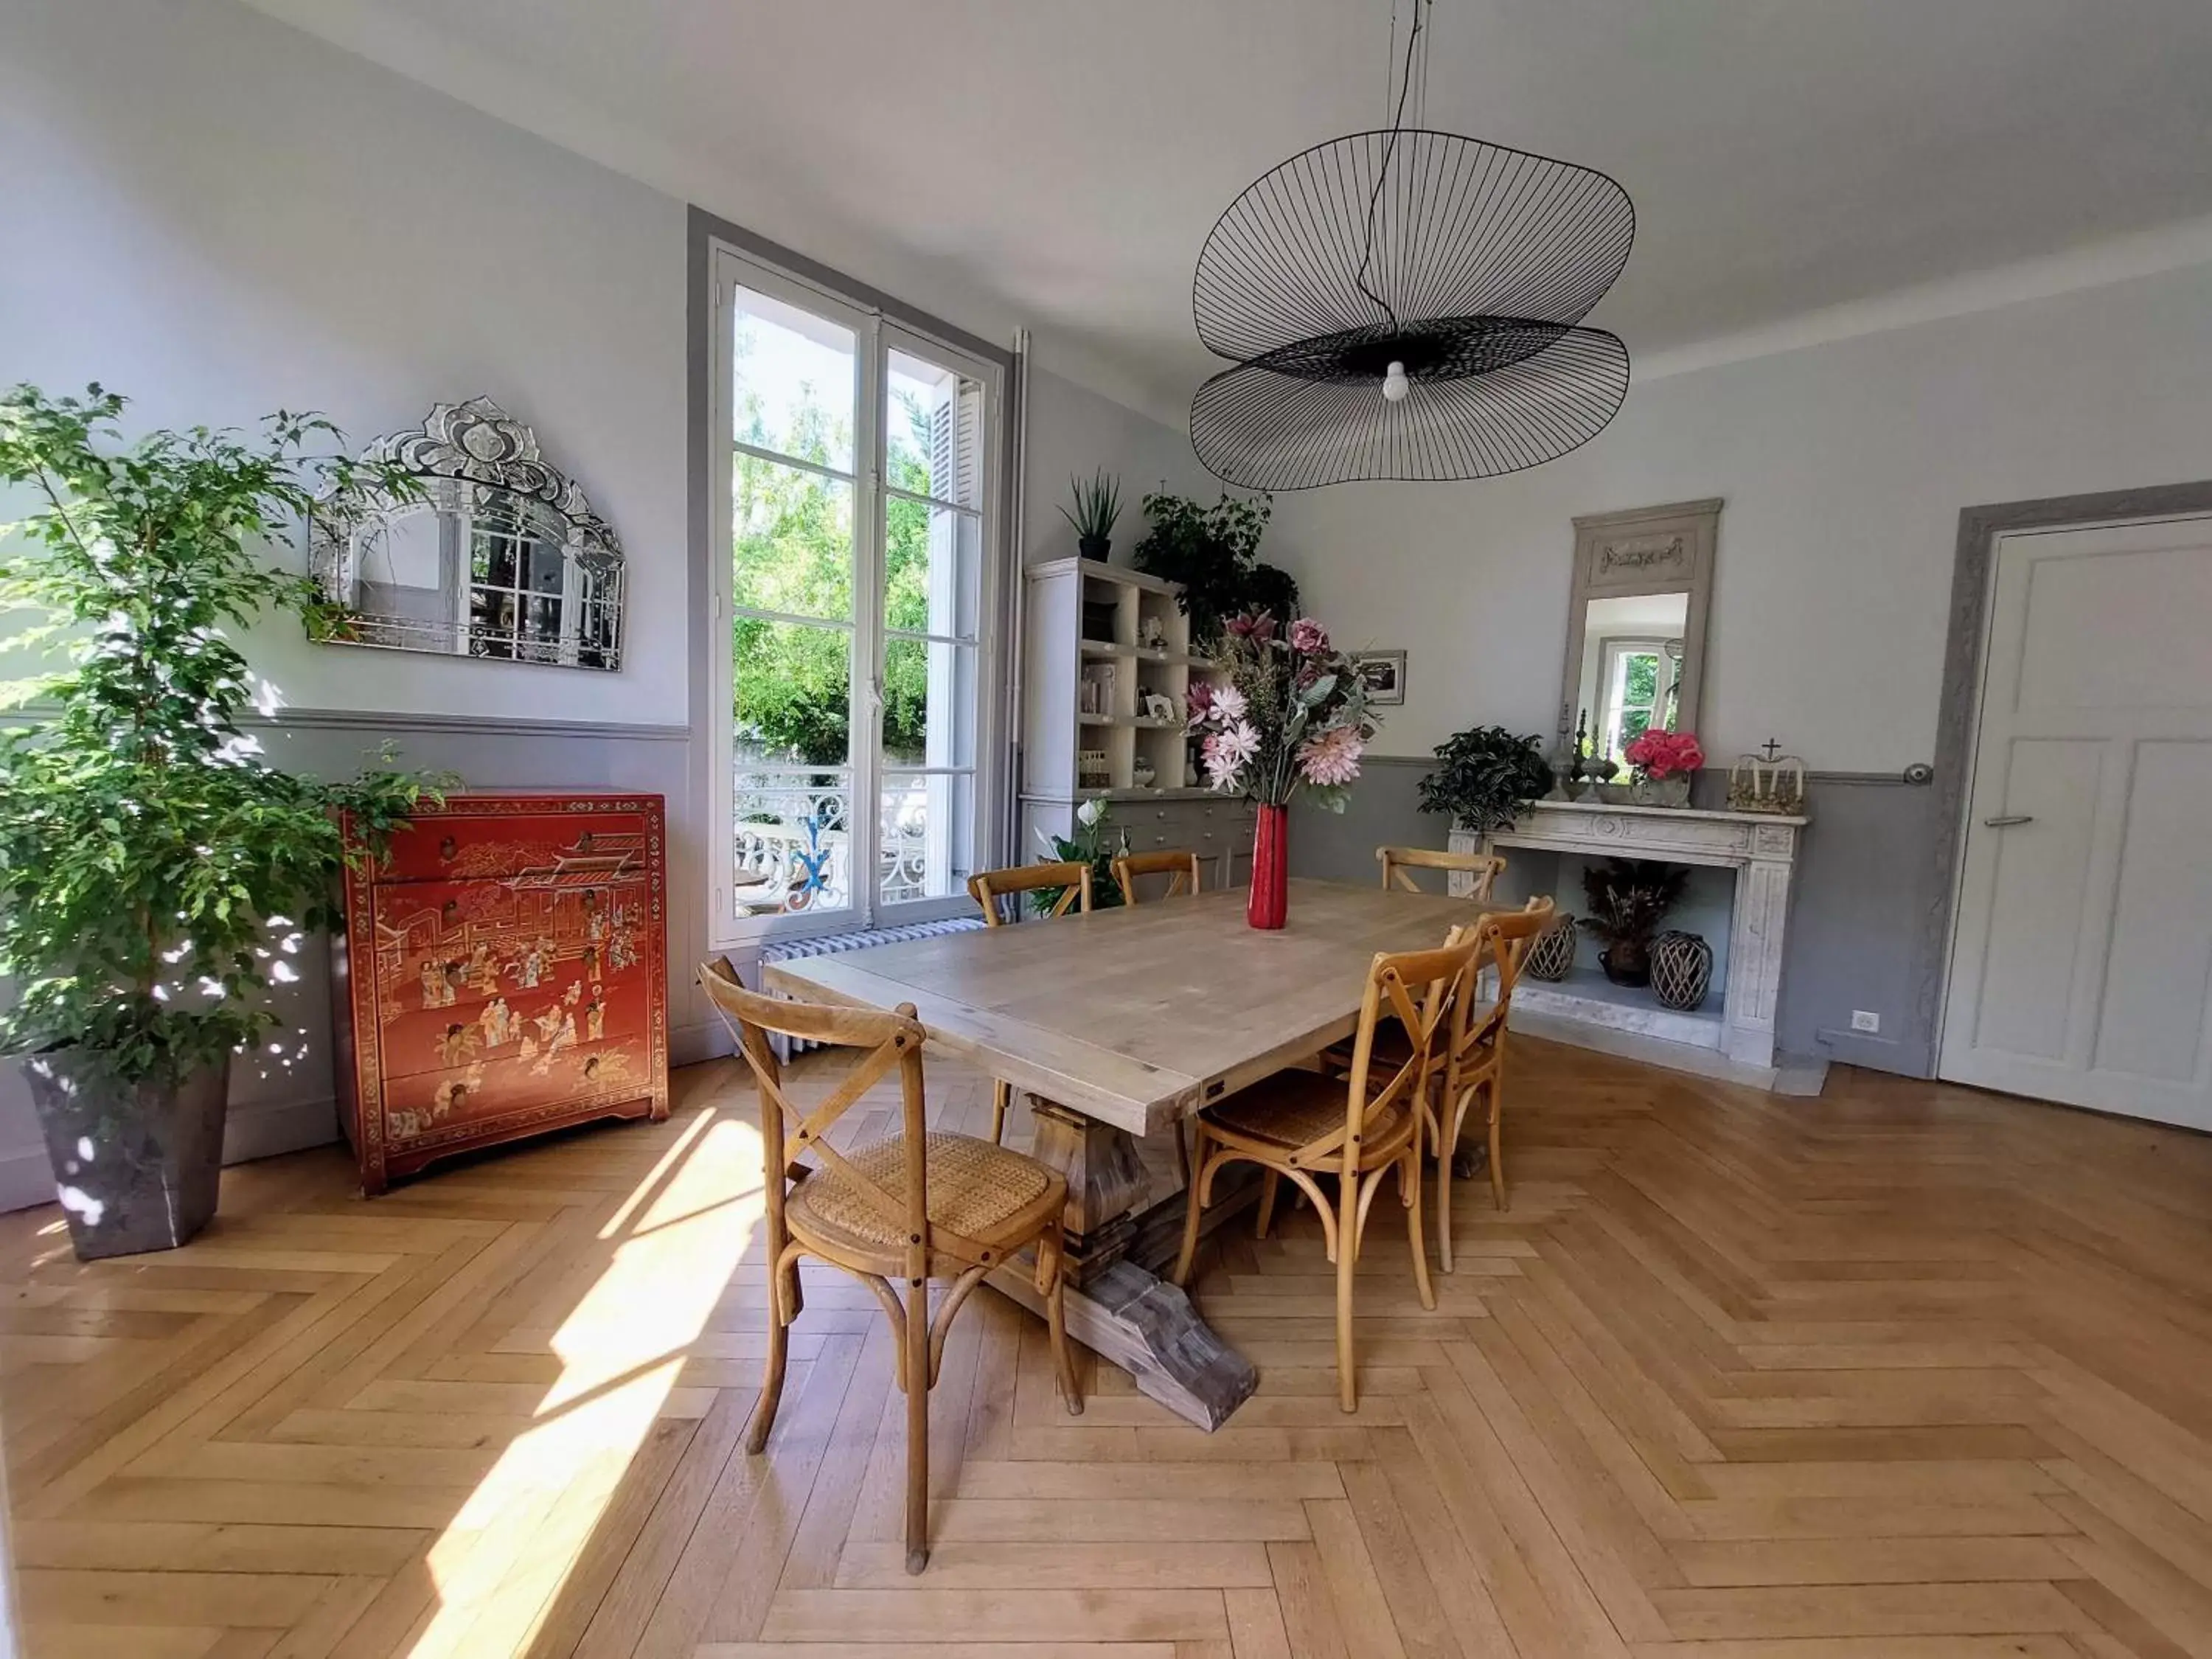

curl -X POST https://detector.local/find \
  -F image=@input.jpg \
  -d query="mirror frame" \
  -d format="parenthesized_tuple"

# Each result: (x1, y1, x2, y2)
(308, 396, 625, 671)
(1557, 497, 1720, 751)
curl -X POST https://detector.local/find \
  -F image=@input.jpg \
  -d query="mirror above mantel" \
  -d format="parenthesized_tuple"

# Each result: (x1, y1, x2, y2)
(1558, 498, 1719, 762)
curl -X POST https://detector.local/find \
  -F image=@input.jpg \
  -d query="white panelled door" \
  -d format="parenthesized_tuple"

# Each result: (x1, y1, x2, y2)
(1941, 515, 2212, 1129)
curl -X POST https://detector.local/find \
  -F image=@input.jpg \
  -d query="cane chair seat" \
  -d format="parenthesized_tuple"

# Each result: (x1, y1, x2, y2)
(789, 1130, 1064, 1269)
(1206, 1071, 1416, 1168)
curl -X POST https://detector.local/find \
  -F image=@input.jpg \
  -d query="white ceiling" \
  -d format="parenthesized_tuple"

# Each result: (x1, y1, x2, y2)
(249, 0, 2212, 424)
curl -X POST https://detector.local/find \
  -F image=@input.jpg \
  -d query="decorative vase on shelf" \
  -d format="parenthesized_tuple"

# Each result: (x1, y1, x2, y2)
(1248, 803, 1289, 930)
(1599, 937, 1652, 987)
(1631, 773, 1691, 808)
(1649, 931, 1713, 1011)
(1132, 756, 1156, 788)
(1523, 912, 1578, 982)
(1621, 731, 1705, 810)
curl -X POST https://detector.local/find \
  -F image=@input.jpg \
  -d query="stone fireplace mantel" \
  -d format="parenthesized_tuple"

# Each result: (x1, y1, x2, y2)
(1449, 800, 1812, 1091)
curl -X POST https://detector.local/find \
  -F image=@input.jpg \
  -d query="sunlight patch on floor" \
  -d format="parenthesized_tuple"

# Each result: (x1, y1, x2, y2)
(406, 1109, 764, 1658)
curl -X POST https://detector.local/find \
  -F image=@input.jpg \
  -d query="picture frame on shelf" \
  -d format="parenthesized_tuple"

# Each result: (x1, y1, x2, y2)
(1349, 650, 1408, 706)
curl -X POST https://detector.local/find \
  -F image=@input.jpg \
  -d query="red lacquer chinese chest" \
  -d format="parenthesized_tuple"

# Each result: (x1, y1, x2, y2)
(333, 792, 669, 1193)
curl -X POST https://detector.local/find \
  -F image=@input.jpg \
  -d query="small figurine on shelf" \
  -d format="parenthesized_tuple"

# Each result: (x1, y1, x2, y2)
(1137, 614, 1167, 650)
(1728, 739, 1807, 815)
(1133, 755, 1158, 788)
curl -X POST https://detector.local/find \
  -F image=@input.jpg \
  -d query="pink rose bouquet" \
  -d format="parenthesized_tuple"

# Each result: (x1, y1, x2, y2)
(1621, 729, 1705, 780)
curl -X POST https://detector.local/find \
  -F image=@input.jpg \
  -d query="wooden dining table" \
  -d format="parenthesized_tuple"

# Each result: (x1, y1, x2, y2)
(762, 876, 1509, 1430)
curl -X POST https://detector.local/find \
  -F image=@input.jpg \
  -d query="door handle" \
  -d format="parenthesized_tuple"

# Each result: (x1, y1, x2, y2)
(1983, 814, 2034, 827)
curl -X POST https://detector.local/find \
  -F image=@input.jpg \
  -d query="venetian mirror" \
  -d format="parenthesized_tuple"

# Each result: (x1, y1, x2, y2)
(1557, 498, 1718, 761)
(309, 397, 625, 670)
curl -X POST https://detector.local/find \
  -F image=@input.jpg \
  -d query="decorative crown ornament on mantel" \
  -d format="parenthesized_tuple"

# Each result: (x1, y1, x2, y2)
(1728, 740, 1807, 816)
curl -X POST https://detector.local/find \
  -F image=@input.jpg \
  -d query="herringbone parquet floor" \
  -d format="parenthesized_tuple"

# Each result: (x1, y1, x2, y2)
(7, 1037, 2212, 1658)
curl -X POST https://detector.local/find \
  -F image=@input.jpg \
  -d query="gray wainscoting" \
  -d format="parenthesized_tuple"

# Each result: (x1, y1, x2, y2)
(1289, 757, 1941, 1079)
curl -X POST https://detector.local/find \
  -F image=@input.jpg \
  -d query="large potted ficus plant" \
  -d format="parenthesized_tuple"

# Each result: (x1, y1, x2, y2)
(1416, 725, 1554, 834)
(0, 385, 441, 1259)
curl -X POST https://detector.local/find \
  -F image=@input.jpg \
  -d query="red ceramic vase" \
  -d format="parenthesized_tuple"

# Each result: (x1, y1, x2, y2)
(1247, 802, 1289, 930)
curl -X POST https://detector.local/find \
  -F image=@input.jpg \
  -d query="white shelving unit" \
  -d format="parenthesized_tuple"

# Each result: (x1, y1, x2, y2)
(1020, 558, 1254, 886)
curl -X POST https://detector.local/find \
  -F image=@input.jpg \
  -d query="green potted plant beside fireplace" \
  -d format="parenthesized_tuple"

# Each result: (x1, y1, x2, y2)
(0, 385, 439, 1259)
(1416, 724, 1554, 834)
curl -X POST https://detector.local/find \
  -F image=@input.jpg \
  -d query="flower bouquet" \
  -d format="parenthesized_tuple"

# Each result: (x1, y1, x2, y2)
(1183, 612, 1378, 928)
(1621, 728, 1704, 807)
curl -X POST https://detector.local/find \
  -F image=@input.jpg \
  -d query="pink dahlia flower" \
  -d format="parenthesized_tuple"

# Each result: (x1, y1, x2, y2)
(1298, 724, 1364, 787)
(1290, 617, 1329, 655)
(1225, 611, 1277, 641)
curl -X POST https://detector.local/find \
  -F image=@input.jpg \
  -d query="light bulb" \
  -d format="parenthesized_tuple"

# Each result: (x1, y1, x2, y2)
(1382, 361, 1410, 403)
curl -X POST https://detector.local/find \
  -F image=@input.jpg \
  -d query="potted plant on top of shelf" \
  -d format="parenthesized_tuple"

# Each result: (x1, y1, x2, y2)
(0, 384, 443, 1259)
(1416, 725, 1554, 833)
(1130, 490, 1298, 647)
(1059, 470, 1121, 562)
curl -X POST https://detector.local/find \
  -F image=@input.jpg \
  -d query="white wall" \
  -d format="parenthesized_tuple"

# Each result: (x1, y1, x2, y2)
(1, 0, 692, 728)
(1023, 366, 1215, 567)
(1267, 259, 2212, 773)
(0, 0, 1202, 1211)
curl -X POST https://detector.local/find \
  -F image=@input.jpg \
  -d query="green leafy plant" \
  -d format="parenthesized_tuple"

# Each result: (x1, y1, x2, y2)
(1058, 470, 1121, 549)
(1130, 490, 1297, 646)
(0, 383, 445, 1093)
(1416, 726, 1554, 832)
(1029, 796, 1126, 914)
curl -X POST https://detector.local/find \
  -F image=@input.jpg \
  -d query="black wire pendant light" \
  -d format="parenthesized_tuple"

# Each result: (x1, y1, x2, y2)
(1189, 0, 1635, 489)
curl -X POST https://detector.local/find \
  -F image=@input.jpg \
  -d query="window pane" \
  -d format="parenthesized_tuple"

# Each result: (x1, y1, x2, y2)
(881, 638, 977, 769)
(735, 767, 852, 918)
(880, 771, 975, 905)
(887, 347, 984, 509)
(735, 616, 852, 766)
(732, 285, 855, 472)
(884, 498, 981, 641)
(733, 458, 853, 622)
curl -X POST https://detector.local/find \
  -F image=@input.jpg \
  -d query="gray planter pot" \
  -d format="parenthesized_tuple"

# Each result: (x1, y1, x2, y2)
(24, 1051, 232, 1261)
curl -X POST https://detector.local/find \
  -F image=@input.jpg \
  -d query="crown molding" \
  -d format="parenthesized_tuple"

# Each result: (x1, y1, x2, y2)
(1637, 212, 2212, 383)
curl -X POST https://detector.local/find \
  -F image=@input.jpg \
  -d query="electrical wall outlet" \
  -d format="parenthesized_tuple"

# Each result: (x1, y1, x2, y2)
(1850, 1009, 1881, 1034)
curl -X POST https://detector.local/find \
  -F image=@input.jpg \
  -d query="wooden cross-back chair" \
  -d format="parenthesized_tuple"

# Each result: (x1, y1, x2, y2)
(968, 859, 1092, 924)
(698, 958, 1082, 1576)
(965, 860, 1093, 1144)
(1110, 847, 1203, 906)
(1318, 897, 1554, 1260)
(1379, 844, 1506, 902)
(1425, 900, 1554, 1263)
(1171, 931, 1484, 1411)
